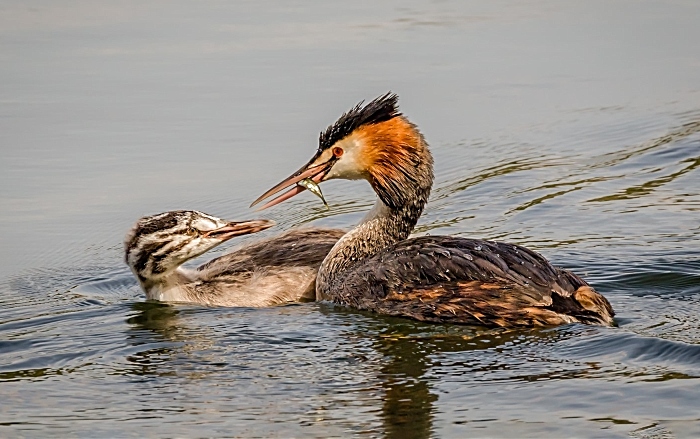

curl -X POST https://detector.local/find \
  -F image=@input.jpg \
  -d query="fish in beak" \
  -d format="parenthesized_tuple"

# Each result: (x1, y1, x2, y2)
(250, 151, 338, 210)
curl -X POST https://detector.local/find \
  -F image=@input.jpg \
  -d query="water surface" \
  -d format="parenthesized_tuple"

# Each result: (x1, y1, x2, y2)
(1, 1, 700, 437)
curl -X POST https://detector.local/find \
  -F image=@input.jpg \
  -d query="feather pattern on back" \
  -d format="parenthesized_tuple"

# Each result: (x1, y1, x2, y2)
(326, 236, 614, 327)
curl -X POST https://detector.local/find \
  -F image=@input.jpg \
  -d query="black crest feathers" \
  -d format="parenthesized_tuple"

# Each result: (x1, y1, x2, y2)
(319, 92, 401, 151)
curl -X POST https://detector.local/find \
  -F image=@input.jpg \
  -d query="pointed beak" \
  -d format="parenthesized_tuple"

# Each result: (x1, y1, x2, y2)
(250, 154, 336, 211)
(204, 219, 275, 241)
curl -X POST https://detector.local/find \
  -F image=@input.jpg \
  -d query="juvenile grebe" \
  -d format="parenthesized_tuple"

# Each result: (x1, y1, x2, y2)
(124, 210, 344, 306)
(251, 93, 614, 327)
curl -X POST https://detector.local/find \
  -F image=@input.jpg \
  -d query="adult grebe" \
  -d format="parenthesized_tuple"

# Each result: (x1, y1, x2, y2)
(124, 210, 344, 306)
(251, 93, 614, 327)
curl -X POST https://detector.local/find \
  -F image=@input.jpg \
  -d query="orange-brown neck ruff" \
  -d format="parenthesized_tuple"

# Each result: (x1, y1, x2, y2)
(317, 116, 434, 288)
(353, 116, 433, 210)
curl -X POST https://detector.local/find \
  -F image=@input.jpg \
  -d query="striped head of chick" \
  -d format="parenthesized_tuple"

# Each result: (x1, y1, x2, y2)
(124, 210, 273, 283)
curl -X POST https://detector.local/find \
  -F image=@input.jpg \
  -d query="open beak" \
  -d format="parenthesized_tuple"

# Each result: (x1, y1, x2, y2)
(250, 155, 336, 210)
(204, 219, 275, 241)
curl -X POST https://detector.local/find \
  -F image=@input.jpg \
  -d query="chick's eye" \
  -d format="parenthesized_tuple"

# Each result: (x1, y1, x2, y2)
(332, 147, 344, 157)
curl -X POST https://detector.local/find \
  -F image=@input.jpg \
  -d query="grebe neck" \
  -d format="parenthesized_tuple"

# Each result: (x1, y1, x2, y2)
(138, 268, 195, 302)
(317, 147, 433, 297)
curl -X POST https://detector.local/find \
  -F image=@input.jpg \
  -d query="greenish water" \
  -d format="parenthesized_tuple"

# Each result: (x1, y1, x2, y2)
(1, 1, 699, 437)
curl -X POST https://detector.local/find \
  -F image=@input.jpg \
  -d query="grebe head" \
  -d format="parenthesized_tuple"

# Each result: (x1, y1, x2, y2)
(251, 92, 432, 211)
(124, 210, 274, 282)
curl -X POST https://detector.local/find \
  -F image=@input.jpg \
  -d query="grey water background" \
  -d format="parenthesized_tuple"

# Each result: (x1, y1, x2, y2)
(1, 1, 699, 437)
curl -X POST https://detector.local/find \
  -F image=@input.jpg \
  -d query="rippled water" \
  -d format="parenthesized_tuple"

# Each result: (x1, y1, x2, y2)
(2, 1, 699, 437)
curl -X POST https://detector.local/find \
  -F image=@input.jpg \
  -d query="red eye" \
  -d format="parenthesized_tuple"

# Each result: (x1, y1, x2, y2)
(332, 147, 344, 157)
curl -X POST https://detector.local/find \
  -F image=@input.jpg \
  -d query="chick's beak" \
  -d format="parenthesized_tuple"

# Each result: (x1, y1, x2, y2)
(250, 154, 336, 210)
(204, 219, 275, 241)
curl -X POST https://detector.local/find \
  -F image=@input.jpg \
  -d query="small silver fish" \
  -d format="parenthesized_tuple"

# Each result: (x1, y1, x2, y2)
(297, 178, 328, 208)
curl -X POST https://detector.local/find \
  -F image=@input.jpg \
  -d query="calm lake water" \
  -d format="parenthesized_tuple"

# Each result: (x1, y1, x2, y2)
(2, 1, 700, 437)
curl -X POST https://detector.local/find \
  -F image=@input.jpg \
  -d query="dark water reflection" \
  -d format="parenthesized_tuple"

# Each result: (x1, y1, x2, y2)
(3, 262, 700, 436)
(2, 0, 700, 437)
